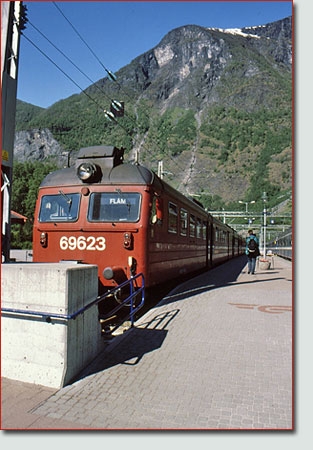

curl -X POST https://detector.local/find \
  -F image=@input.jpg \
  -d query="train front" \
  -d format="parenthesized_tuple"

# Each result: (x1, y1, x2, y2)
(32, 146, 152, 300)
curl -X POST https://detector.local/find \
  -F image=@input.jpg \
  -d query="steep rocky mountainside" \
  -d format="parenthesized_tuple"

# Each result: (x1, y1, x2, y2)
(113, 18, 291, 111)
(14, 17, 292, 207)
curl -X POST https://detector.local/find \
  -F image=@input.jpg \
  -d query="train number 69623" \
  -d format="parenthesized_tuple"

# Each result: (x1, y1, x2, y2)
(59, 236, 106, 251)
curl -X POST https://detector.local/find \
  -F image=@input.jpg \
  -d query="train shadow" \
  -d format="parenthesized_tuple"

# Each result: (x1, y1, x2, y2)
(139, 256, 247, 316)
(157, 255, 286, 306)
(152, 255, 246, 305)
(72, 309, 179, 382)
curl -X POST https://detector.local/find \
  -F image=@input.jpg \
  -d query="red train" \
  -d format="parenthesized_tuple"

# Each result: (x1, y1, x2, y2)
(33, 145, 245, 300)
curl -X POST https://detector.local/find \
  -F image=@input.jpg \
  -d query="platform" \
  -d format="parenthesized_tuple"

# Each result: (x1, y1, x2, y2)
(1, 255, 293, 430)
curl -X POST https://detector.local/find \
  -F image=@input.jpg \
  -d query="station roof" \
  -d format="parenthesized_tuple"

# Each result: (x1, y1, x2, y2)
(11, 210, 27, 224)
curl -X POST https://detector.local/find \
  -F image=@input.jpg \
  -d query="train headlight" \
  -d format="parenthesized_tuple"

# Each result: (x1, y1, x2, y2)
(77, 162, 101, 182)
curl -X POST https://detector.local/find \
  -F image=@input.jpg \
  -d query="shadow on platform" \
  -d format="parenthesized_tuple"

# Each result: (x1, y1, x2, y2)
(73, 309, 180, 382)
(159, 256, 287, 305)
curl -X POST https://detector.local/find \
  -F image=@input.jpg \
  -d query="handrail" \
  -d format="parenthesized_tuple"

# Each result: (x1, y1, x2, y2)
(98, 273, 145, 331)
(1, 273, 145, 328)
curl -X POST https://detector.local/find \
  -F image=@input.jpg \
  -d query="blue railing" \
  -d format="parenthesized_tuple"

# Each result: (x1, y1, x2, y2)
(1, 273, 145, 331)
(98, 273, 145, 333)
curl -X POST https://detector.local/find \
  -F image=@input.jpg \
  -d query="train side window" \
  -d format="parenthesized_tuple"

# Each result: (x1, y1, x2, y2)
(168, 202, 178, 234)
(39, 193, 80, 222)
(190, 214, 195, 237)
(151, 195, 163, 225)
(202, 221, 206, 240)
(180, 208, 188, 236)
(196, 218, 202, 239)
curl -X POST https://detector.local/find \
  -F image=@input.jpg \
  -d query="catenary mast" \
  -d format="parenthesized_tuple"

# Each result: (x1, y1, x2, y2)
(1, 1, 25, 261)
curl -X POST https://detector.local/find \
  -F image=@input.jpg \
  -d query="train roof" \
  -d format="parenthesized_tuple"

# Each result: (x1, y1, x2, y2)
(38, 145, 211, 216)
(40, 162, 161, 188)
(39, 145, 163, 189)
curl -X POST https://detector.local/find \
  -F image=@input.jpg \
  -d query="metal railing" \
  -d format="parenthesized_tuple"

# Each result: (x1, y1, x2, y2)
(98, 273, 145, 333)
(1, 273, 145, 331)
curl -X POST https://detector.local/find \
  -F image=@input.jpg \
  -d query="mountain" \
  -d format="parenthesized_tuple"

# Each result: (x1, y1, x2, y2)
(14, 17, 292, 209)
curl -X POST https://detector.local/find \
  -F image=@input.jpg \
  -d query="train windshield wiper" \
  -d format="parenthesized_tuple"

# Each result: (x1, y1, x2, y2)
(59, 190, 72, 213)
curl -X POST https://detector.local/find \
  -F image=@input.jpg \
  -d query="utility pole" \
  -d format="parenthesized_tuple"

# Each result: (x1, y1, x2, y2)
(238, 200, 255, 214)
(158, 161, 164, 179)
(1, 2, 25, 261)
(262, 191, 268, 258)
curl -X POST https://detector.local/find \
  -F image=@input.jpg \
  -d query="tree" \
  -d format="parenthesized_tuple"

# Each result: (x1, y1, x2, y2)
(11, 161, 57, 248)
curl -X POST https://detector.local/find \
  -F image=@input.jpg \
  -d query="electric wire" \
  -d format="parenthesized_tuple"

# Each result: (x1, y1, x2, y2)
(22, 26, 189, 177)
(21, 33, 132, 136)
(21, 34, 99, 108)
(26, 12, 158, 158)
(27, 20, 109, 100)
(22, 7, 191, 182)
(51, 2, 158, 127)
(27, 19, 140, 130)
(52, 2, 116, 82)
(51, 2, 190, 177)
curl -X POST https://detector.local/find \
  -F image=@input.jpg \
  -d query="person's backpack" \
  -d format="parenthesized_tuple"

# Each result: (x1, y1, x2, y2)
(248, 237, 257, 253)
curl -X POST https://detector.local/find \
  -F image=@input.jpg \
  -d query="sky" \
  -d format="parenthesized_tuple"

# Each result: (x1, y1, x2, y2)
(17, 0, 292, 108)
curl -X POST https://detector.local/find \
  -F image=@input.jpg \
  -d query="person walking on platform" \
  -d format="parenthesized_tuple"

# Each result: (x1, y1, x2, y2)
(245, 229, 260, 274)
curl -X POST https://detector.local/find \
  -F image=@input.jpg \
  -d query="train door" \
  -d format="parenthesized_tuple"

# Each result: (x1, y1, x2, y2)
(205, 218, 209, 269)
(147, 192, 166, 285)
(231, 233, 235, 258)
(208, 217, 213, 267)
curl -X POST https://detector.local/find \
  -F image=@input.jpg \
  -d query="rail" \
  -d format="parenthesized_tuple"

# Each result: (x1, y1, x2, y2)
(1, 273, 145, 331)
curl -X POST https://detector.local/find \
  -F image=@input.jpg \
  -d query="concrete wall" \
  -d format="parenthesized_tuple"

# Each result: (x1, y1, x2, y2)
(9, 249, 33, 262)
(1, 263, 103, 388)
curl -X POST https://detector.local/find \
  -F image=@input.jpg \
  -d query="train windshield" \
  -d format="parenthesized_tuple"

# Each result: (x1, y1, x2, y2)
(88, 192, 141, 222)
(39, 193, 80, 222)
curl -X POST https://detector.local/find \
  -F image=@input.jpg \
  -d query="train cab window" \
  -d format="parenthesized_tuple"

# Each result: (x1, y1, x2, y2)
(190, 214, 196, 237)
(39, 193, 80, 222)
(168, 202, 178, 234)
(180, 208, 188, 236)
(88, 192, 141, 222)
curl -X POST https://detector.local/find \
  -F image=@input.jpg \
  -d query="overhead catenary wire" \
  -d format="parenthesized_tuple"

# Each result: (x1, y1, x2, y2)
(22, 5, 191, 181)
(21, 34, 99, 109)
(51, 2, 157, 127)
(20, 33, 132, 136)
(26, 8, 158, 153)
(51, 2, 190, 177)
(27, 20, 110, 99)
(21, 32, 166, 170)
(23, 27, 188, 175)
(52, 1, 116, 82)
(26, 19, 138, 128)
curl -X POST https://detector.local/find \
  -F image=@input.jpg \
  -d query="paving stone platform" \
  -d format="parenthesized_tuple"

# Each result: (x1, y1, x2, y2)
(1, 255, 293, 431)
